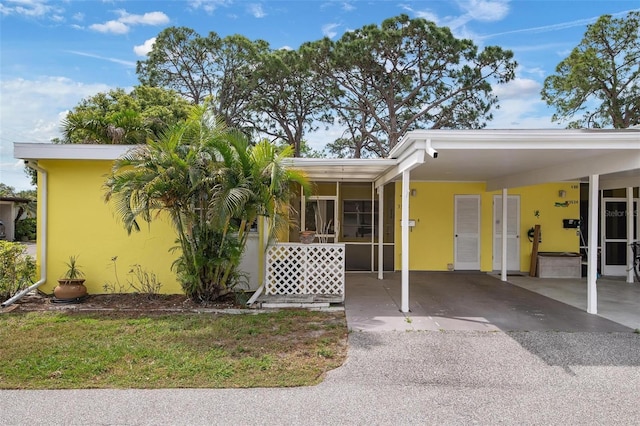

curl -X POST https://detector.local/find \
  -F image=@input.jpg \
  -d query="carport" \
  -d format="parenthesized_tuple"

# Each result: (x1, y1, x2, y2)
(345, 272, 635, 332)
(373, 129, 640, 315)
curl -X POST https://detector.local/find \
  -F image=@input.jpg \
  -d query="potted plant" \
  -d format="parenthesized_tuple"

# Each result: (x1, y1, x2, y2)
(299, 230, 315, 244)
(54, 255, 88, 301)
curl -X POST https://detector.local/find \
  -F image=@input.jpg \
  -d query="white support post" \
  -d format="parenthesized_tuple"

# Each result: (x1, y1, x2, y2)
(377, 184, 384, 280)
(501, 188, 508, 282)
(401, 170, 410, 313)
(627, 187, 634, 284)
(587, 175, 599, 314)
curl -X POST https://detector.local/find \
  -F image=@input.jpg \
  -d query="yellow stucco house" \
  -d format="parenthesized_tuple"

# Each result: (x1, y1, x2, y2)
(6, 129, 640, 313)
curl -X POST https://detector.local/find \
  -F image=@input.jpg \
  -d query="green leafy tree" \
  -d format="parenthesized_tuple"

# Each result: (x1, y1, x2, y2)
(137, 27, 218, 105)
(61, 86, 192, 144)
(104, 106, 308, 301)
(137, 27, 266, 129)
(249, 48, 331, 157)
(304, 14, 516, 156)
(0, 184, 16, 197)
(541, 11, 640, 128)
(0, 186, 36, 233)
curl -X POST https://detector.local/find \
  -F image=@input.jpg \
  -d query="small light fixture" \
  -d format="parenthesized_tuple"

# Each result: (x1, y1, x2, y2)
(558, 190, 566, 198)
(410, 189, 417, 197)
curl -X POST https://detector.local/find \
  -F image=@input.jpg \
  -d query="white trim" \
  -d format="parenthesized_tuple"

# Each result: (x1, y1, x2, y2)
(377, 184, 384, 280)
(587, 175, 599, 315)
(627, 188, 635, 284)
(601, 196, 639, 277)
(501, 189, 508, 282)
(396, 128, 640, 153)
(401, 170, 410, 313)
(14, 143, 135, 160)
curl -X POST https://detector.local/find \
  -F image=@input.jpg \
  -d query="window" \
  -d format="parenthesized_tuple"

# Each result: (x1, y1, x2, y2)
(342, 200, 378, 239)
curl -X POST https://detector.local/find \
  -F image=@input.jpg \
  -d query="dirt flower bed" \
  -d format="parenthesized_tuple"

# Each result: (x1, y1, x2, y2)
(8, 292, 240, 313)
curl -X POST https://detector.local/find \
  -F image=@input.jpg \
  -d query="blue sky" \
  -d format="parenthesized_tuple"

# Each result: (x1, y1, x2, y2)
(1, 0, 638, 190)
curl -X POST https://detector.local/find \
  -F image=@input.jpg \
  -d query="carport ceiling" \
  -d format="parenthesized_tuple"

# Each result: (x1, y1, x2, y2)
(405, 148, 640, 187)
(393, 129, 640, 191)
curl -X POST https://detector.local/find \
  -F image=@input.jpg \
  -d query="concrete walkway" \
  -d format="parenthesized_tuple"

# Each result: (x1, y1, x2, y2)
(506, 274, 640, 330)
(345, 272, 634, 332)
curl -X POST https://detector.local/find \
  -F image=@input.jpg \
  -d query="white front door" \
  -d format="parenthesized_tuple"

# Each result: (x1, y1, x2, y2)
(601, 198, 638, 276)
(454, 195, 480, 270)
(493, 195, 520, 271)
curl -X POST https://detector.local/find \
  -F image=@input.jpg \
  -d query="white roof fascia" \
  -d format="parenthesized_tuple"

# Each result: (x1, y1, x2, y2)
(289, 157, 396, 168)
(487, 150, 640, 191)
(14, 143, 137, 161)
(401, 129, 639, 150)
(375, 149, 427, 188)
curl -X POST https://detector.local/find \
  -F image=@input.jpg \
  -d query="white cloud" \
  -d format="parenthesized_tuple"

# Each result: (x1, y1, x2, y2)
(89, 10, 169, 35)
(492, 78, 541, 100)
(0, 0, 62, 18)
(72, 12, 84, 22)
(341, 2, 355, 12)
(247, 3, 266, 18)
(518, 65, 546, 79)
(487, 98, 560, 129)
(401, 5, 440, 24)
(322, 23, 340, 39)
(488, 78, 560, 129)
(134, 38, 156, 57)
(188, 0, 232, 14)
(405, 1, 510, 42)
(0, 76, 112, 190)
(458, 0, 509, 22)
(116, 10, 169, 25)
(90, 20, 130, 34)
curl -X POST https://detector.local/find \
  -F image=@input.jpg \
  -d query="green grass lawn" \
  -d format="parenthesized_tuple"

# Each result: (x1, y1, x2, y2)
(0, 310, 347, 389)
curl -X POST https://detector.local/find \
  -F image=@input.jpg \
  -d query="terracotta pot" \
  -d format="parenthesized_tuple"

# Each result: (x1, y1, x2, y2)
(54, 279, 88, 300)
(299, 231, 315, 244)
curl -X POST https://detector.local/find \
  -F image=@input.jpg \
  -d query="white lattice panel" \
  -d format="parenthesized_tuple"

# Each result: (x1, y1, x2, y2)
(266, 244, 345, 299)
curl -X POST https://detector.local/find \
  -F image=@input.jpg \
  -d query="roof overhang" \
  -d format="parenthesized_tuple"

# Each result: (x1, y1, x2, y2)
(287, 158, 396, 182)
(14, 128, 640, 191)
(384, 129, 640, 191)
(0, 196, 31, 203)
(14, 143, 133, 161)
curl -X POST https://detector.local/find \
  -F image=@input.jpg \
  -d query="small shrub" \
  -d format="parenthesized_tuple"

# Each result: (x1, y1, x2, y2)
(127, 264, 162, 298)
(103, 257, 162, 298)
(14, 218, 36, 241)
(0, 241, 35, 299)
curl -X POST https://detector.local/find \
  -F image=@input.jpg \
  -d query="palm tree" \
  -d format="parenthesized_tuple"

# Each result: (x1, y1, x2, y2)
(104, 106, 308, 301)
(61, 109, 150, 144)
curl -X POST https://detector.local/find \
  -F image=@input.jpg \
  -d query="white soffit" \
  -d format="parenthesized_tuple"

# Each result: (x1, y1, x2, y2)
(396, 129, 640, 190)
(290, 158, 396, 182)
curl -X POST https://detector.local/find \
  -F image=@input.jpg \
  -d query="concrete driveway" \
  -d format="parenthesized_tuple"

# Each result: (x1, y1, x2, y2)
(2, 330, 639, 425)
(345, 272, 633, 332)
(2, 271, 639, 425)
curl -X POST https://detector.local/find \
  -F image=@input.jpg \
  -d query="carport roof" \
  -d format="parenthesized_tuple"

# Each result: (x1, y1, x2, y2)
(13, 128, 640, 190)
(387, 129, 640, 191)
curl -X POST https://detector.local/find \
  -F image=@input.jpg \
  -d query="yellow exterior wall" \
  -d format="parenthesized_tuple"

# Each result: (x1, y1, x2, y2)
(38, 157, 582, 293)
(394, 181, 580, 272)
(39, 160, 182, 295)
